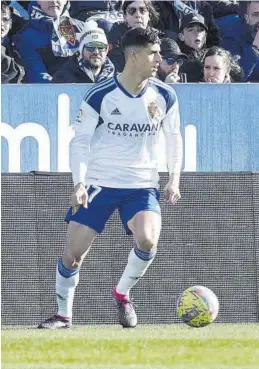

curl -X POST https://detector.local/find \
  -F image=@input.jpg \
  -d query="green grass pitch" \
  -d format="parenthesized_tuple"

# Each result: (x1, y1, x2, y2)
(2, 324, 259, 369)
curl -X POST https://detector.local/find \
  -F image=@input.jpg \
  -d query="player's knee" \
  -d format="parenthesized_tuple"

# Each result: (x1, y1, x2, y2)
(62, 249, 83, 269)
(137, 236, 158, 252)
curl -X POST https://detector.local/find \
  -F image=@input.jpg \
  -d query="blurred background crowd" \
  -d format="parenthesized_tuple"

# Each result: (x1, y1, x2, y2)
(1, 0, 259, 84)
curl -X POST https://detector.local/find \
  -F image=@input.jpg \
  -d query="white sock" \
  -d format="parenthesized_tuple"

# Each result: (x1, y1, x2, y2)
(116, 247, 156, 296)
(56, 259, 79, 319)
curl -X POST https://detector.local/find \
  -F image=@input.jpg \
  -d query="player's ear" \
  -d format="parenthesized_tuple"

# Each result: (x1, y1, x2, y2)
(244, 13, 248, 24)
(178, 32, 184, 42)
(130, 49, 137, 62)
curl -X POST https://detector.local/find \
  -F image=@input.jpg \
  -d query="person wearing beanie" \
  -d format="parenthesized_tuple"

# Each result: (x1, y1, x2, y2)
(52, 21, 115, 83)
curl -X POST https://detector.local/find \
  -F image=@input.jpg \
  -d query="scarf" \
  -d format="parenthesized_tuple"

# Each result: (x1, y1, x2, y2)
(30, 4, 83, 57)
(78, 55, 115, 83)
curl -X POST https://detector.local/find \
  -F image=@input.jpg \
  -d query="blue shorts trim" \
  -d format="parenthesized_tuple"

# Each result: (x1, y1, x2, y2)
(65, 186, 161, 234)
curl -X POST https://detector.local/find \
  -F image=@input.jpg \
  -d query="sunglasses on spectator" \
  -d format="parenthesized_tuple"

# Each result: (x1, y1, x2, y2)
(84, 44, 107, 53)
(126, 6, 148, 16)
(163, 56, 184, 66)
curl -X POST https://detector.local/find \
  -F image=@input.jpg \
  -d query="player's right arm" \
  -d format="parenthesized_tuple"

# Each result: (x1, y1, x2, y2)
(70, 99, 99, 209)
(161, 91, 183, 205)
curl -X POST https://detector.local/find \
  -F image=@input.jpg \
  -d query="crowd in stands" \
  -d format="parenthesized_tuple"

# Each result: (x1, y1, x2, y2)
(1, 0, 259, 84)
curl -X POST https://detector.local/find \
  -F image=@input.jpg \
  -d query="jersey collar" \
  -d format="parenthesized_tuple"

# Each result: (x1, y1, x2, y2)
(114, 75, 148, 98)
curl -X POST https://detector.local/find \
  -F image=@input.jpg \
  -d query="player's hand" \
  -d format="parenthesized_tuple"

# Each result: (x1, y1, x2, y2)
(71, 182, 88, 214)
(163, 181, 181, 205)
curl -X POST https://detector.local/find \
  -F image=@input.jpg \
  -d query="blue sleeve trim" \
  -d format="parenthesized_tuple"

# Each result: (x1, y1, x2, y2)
(151, 79, 177, 113)
(84, 78, 116, 115)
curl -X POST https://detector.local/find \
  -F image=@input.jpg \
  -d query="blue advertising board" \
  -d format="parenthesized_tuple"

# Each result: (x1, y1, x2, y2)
(1, 83, 259, 173)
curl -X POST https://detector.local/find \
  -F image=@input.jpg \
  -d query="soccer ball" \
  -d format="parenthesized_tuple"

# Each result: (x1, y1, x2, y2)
(176, 285, 219, 328)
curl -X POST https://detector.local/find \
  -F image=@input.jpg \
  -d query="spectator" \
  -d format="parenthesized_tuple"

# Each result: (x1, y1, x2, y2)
(1, 1, 25, 83)
(172, 0, 220, 47)
(203, 46, 244, 82)
(13, 0, 86, 83)
(108, 0, 160, 72)
(52, 23, 115, 83)
(157, 38, 188, 83)
(221, 1, 259, 82)
(178, 13, 208, 82)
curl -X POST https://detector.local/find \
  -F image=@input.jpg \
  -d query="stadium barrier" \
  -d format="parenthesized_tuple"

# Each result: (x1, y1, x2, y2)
(1, 84, 259, 173)
(2, 171, 259, 326)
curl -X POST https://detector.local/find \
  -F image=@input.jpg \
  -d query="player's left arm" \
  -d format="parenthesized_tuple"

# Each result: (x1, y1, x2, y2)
(162, 94, 183, 205)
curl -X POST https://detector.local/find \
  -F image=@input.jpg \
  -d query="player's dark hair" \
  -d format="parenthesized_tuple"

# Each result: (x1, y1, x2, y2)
(121, 27, 160, 53)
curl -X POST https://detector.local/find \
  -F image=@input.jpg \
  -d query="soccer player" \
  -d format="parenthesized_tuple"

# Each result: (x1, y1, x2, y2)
(38, 27, 183, 329)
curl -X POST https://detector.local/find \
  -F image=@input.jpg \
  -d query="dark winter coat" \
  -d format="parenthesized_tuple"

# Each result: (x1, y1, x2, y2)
(210, 1, 242, 39)
(153, 1, 179, 34)
(178, 42, 208, 82)
(52, 53, 115, 83)
(1, 41, 25, 83)
(69, 1, 119, 21)
(221, 23, 259, 82)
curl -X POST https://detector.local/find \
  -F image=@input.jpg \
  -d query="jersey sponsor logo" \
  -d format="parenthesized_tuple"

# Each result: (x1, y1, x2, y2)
(111, 108, 121, 115)
(107, 122, 160, 137)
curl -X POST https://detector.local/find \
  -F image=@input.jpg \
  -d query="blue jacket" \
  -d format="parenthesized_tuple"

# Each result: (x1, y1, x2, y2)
(221, 24, 259, 82)
(13, 1, 85, 83)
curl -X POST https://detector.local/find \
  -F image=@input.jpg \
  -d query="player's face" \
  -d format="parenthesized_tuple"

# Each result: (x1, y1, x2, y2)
(203, 55, 228, 83)
(135, 43, 162, 78)
(124, 1, 150, 29)
(180, 24, 207, 50)
(83, 44, 108, 69)
(37, 0, 66, 17)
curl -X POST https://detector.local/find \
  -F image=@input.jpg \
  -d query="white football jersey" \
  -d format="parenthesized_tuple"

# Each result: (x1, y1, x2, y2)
(71, 75, 182, 188)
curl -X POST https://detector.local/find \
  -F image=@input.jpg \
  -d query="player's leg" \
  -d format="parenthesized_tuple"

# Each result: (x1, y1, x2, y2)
(116, 211, 161, 295)
(113, 188, 161, 328)
(56, 222, 97, 320)
(39, 185, 117, 329)
(116, 210, 161, 296)
(38, 221, 97, 329)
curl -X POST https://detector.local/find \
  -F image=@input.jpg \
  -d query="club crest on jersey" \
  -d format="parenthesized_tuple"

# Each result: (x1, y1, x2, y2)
(75, 109, 83, 124)
(148, 101, 158, 119)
